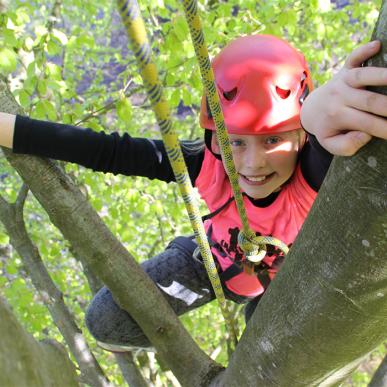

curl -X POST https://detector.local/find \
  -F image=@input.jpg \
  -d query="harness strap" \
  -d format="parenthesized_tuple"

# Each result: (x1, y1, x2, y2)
(201, 196, 235, 222)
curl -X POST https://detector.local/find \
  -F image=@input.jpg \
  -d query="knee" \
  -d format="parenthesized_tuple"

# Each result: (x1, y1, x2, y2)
(85, 286, 116, 342)
(85, 286, 151, 347)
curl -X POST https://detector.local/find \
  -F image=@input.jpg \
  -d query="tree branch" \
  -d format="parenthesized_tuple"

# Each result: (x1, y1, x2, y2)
(0, 296, 79, 387)
(218, 1, 387, 385)
(0, 78, 222, 387)
(0, 186, 111, 387)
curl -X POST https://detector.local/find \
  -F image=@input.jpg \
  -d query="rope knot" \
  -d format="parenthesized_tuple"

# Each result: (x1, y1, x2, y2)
(237, 230, 267, 263)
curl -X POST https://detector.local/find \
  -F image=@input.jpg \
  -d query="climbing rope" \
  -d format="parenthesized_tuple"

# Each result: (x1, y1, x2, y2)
(116, 0, 238, 345)
(181, 0, 289, 262)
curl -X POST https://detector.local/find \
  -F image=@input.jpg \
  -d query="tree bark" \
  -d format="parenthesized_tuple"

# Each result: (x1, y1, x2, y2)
(114, 352, 149, 387)
(0, 84, 222, 386)
(0, 296, 79, 387)
(0, 188, 111, 387)
(217, 2, 387, 386)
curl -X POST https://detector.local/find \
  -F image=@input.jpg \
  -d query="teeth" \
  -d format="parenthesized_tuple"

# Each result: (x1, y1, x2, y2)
(245, 176, 266, 182)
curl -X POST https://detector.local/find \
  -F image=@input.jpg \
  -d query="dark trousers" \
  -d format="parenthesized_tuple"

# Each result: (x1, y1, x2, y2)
(85, 237, 260, 347)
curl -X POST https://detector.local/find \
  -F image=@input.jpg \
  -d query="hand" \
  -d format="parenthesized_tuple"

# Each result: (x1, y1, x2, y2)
(300, 40, 387, 156)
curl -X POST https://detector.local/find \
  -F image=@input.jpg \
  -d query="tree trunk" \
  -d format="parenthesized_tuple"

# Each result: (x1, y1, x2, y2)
(0, 296, 79, 387)
(217, 2, 387, 386)
(0, 84, 222, 386)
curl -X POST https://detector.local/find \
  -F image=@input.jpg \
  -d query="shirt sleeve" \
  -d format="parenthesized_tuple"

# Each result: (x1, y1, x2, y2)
(299, 133, 333, 192)
(13, 115, 204, 183)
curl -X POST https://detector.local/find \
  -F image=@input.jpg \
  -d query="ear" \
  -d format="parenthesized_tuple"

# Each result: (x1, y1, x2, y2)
(211, 133, 221, 154)
(298, 128, 307, 150)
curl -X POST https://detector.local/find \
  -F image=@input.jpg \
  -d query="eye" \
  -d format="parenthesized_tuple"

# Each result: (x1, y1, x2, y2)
(229, 139, 244, 147)
(265, 136, 282, 145)
(223, 87, 238, 101)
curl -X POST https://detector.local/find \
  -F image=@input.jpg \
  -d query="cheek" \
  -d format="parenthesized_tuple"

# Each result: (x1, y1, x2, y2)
(270, 150, 298, 176)
(229, 153, 242, 172)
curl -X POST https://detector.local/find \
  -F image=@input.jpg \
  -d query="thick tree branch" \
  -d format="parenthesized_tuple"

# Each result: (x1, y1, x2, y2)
(0, 82, 222, 386)
(0, 296, 79, 387)
(218, 2, 387, 385)
(0, 188, 111, 387)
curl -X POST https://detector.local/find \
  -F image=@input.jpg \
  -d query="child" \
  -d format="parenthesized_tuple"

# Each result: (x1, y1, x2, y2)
(0, 35, 386, 352)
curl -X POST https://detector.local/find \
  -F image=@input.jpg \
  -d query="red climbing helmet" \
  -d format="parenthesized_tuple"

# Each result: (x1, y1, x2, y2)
(200, 34, 313, 134)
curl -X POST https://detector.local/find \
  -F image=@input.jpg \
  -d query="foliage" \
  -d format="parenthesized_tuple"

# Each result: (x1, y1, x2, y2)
(0, 0, 383, 384)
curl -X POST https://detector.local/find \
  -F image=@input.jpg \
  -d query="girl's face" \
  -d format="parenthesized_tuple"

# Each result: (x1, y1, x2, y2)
(212, 130, 304, 199)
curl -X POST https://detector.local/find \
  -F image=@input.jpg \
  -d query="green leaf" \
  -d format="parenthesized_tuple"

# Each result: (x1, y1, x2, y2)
(46, 63, 62, 81)
(182, 88, 192, 106)
(37, 79, 47, 95)
(42, 100, 57, 121)
(0, 47, 17, 74)
(52, 29, 68, 45)
(0, 232, 9, 244)
(15, 7, 31, 25)
(173, 16, 188, 42)
(47, 39, 61, 56)
(34, 100, 57, 121)
(170, 89, 180, 108)
(3, 29, 18, 48)
(116, 97, 133, 122)
(18, 90, 30, 108)
(24, 36, 34, 51)
(6, 262, 18, 275)
(23, 75, 38, 94)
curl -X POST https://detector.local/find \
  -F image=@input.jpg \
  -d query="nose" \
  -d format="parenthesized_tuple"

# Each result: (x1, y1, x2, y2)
(244, 145, 267, 170)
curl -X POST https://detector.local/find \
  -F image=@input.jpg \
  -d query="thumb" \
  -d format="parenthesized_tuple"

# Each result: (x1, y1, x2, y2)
(322, 131, 372, 156)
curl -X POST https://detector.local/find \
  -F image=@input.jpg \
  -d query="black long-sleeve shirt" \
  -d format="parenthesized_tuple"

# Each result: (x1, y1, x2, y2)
(13, 115, 333, 203)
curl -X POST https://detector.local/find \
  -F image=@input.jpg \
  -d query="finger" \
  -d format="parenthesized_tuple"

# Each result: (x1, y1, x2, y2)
(344, 41, 381, 69)
(321, 131, 372, 156)
(337, 107, 387, 140)
(344, 66, 387, 89)
(327, 107, 387, 140)
(343, 87, 387, 117)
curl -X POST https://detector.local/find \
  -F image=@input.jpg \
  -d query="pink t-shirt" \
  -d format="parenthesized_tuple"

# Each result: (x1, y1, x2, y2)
(195, 148, 317, 297)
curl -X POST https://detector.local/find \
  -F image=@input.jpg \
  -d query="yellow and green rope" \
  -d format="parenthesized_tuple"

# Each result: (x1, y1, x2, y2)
(117, 0, 290, 346)
(116, 0, 238, 345)
(181, 0, 289, 261)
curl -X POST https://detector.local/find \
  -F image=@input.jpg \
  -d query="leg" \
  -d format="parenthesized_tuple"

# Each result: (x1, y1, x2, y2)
(85, 237, 216, 349)
(244, 295, 262, 323)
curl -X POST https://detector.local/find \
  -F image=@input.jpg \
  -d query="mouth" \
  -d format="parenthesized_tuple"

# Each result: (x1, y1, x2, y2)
(240, 173, 275, 186)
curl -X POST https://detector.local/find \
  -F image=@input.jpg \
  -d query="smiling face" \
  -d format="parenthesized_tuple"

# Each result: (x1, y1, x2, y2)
(211, 130, 304, 199)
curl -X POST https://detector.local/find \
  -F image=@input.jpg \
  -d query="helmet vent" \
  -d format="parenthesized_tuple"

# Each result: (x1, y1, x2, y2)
(275, 86, 291, 99)
(223, 87, 238, 101)
(300, 71, 307, 88)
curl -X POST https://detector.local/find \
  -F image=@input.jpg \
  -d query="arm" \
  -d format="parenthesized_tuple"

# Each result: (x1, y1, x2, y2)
(2, 114, 204, 183)
(301, 40, 387, 156)
(0, 112, 16, 148)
